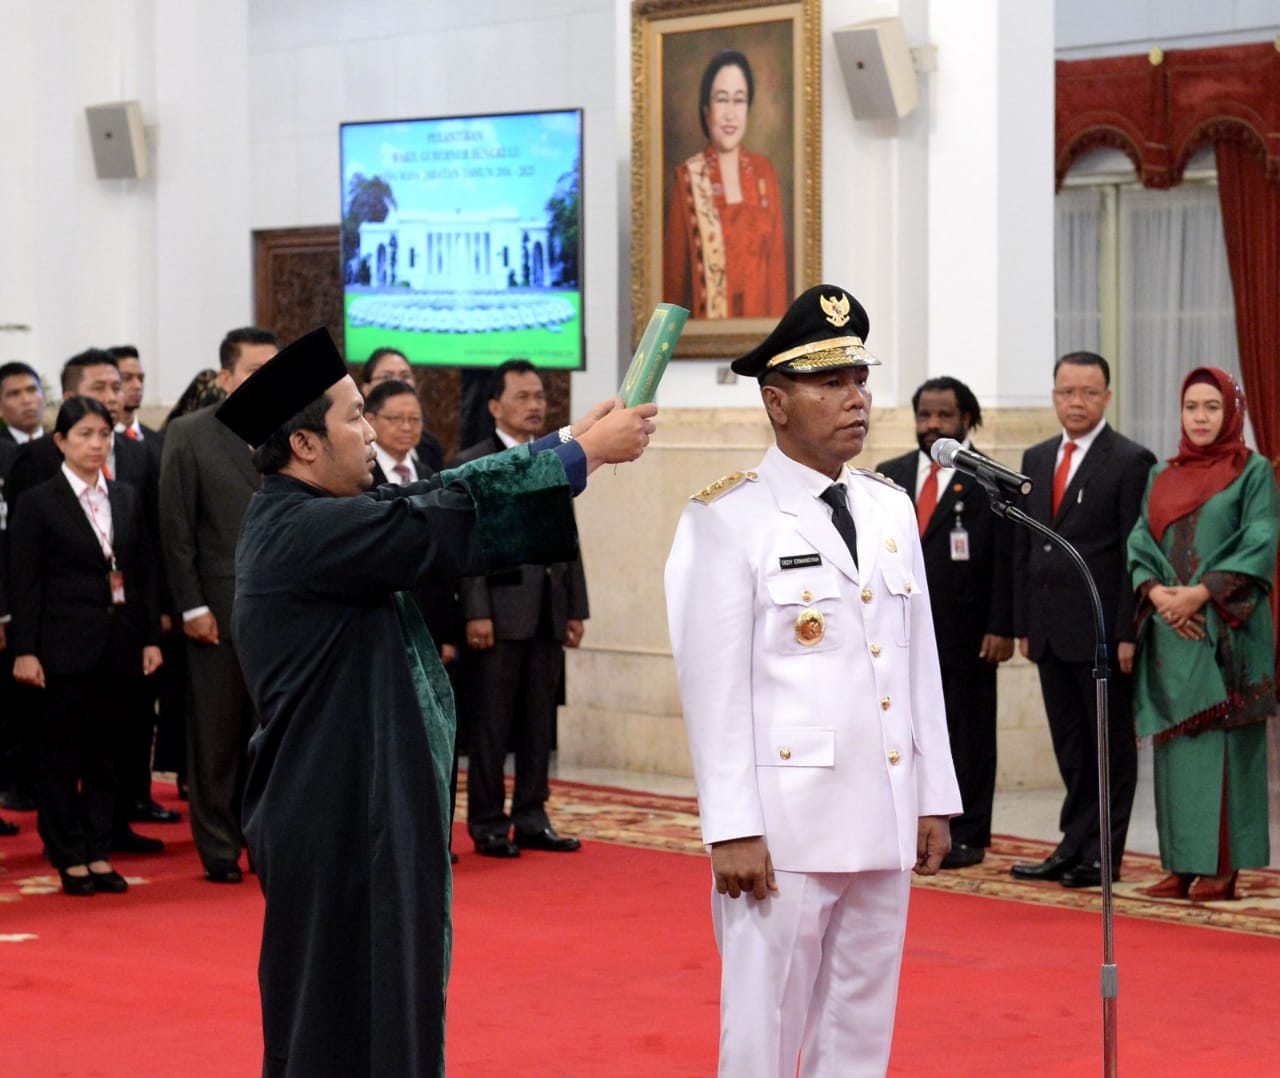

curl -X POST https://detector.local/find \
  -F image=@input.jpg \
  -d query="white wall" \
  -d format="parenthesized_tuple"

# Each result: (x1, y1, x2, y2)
(0, 0, 252, 404)
(246, 0, 626, 410)
(1057, 0, 1280, 57)
(1, 0, 1268, 410)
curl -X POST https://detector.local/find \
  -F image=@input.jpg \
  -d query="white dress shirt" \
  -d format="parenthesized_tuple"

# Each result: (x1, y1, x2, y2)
(61, 462, 113, 559)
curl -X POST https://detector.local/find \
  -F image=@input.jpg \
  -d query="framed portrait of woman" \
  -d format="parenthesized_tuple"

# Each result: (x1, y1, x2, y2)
(632, 0, 821, 358)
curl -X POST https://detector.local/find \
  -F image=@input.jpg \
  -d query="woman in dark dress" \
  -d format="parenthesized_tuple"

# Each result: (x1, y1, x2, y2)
(10, 398, 163, 895)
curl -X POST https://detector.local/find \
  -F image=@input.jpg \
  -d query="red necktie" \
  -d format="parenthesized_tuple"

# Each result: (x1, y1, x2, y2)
(393, 463, 412, 484)
(1052, 441, 1077, 515)
(124, 427, 139, 440)
(916, 462, 941, 537)
(102, 460, 113, 480)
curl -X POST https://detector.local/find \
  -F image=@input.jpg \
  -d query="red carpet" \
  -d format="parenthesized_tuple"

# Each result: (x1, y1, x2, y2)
(3, 783, 1280, 1075)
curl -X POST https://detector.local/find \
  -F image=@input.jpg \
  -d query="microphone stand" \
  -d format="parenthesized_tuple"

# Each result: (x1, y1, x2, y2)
(977, 475, 1119, 1078)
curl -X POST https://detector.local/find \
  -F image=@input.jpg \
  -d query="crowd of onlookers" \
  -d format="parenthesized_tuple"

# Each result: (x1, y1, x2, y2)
(0, 331, 589, 896)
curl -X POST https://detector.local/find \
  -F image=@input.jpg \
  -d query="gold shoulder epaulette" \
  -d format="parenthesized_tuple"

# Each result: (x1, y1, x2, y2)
(849, 466, 904, 492)
(691, 470, 759, 504)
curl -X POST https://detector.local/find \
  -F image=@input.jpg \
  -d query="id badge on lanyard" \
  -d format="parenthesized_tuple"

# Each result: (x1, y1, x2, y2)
(108, 555, 127, 606)
(949, 500, 970, 562)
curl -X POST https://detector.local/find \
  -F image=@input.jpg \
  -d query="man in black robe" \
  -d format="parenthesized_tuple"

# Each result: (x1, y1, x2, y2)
(216, 328, 656, 1078)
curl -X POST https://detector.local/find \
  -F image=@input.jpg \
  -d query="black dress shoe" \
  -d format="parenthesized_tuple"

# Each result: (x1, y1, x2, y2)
(475, 834, 520, 858)
(0, 816, 18, 837)
(58, 869, 96, 896)
(514, 827, 581, 853)
(940, 844, 985, 870)
(88, 868, 129, 893)
(128, 799, 181, 824)
(205, 861, 243, 884)
(110, 829, 165, 855)
(1060, 861, 1120, 889)
(1010, 850, 1077, 882)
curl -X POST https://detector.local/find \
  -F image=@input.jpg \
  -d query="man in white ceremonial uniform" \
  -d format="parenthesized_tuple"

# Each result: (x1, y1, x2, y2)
(665, 285, 962, 1078)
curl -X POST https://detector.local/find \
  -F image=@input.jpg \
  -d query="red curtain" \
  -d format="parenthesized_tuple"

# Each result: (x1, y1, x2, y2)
(1057, 42, 1280, 671)
(1215, 139, 1280, 661)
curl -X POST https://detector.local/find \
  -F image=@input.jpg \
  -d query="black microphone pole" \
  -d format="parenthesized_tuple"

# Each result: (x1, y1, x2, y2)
(973, 474, 1119, 1078)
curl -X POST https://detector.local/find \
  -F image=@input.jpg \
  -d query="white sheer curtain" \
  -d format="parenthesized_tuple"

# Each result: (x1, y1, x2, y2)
(1117, 185, 1238, 459)
(1054, 187, 1102, 357)
(1055, 182, 1240, 459)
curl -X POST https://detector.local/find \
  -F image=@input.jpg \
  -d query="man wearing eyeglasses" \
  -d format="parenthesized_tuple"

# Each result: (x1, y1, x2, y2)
(366, 381, 427, 487)
(453, 359, 588, 858)
(1011, 352, 1156, 890)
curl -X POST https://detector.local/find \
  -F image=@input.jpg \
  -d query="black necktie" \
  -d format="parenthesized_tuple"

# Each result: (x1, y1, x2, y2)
(819, 484, 858, 568)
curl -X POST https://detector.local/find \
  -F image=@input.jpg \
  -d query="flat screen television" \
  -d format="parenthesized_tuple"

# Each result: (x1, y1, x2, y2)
(340, 108, 584, 370)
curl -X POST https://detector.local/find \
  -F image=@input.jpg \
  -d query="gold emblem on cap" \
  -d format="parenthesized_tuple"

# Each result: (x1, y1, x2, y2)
(795, 608, 825, 646)
(820, 291, 851, 328)
(885, 538, 897, 553)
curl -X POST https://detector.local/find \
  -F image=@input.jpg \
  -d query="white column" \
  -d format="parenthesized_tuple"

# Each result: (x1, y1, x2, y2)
(927, 0, 1054, 407)
(152, 0, 253, 398)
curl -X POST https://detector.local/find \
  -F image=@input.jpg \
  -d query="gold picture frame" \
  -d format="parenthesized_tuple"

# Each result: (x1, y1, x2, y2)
(631, 0, 821, 359)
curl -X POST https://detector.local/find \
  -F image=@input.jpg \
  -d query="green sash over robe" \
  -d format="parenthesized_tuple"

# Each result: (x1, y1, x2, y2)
(235, 444, 577, 1078)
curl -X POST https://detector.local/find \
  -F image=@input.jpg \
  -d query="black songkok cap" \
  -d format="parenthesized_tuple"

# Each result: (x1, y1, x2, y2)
(215, 327, 349, 446)
(730, 284, 880, 378)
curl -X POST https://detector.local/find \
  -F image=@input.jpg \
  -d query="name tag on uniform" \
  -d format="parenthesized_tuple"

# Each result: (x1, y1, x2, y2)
(779, 553, 822, 571)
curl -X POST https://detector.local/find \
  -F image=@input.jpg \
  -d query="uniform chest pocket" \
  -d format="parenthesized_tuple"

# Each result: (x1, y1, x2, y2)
(763, 571, 843, 655)
(881, 567, 920, 646)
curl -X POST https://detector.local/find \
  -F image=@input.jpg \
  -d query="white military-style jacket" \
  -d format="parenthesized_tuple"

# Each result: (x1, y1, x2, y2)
(665, 445, 962, 873)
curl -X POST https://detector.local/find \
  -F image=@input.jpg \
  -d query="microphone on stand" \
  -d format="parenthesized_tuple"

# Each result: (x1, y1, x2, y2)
(930, 437, 1033, 497)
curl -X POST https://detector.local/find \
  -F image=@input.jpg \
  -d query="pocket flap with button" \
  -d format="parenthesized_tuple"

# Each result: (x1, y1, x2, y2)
(880, 567, 919, 598)
(755, 727, 835, 767)
(764, 573, 841, 607)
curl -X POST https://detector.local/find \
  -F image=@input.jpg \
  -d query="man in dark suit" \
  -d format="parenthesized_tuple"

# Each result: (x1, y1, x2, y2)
(1010, 351, 1156, 889)
(5, 350, 168, 851)
(109, 346, 162, 447)
(107, 345, 180, 822)
(159, 327, 279, 883)
(877, 376, 1014, 869)
(0, 361, 47, 817)
(453, 359, 588, 857)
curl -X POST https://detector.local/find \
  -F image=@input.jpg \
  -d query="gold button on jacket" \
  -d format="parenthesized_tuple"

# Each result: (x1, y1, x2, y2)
(888, 750, 901, 765)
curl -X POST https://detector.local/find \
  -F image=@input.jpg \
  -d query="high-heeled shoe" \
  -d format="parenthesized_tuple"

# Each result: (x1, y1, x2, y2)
(1188, 871, 1237, 902)
(1141, 872, 1195, 898)
(58, 868, 96, 897)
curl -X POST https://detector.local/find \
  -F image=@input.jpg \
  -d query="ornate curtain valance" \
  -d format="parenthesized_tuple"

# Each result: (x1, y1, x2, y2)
(1056, 41, 1280, 189)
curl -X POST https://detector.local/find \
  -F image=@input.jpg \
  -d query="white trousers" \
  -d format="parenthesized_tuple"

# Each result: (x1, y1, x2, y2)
(712, 868, 912, 1078)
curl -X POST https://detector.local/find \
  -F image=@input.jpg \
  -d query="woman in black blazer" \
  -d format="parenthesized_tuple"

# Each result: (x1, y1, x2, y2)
(10, 398, 162, 895)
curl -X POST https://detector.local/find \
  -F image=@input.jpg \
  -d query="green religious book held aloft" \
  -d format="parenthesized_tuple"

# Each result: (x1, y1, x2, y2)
(618, 303, 689, 407)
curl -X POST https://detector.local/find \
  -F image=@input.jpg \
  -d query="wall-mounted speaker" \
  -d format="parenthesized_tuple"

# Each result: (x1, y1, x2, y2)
(832, 17, 920, 121)
(86, 101, 148, 179)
